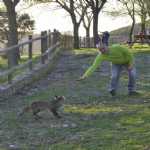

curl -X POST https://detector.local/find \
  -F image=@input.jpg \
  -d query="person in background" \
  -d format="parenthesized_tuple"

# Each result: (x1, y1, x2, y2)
(78, 31, 139, 96)
(102, 31, 110, 46)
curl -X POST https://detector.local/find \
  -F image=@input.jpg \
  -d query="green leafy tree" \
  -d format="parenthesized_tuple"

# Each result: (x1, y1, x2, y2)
(0, 11, 8, 45)
(0, 13, 34, 45)
(17, 13, 35, 39)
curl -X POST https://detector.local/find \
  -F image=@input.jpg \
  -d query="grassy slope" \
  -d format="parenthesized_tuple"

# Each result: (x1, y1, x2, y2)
(0, 47, 150, 150)
(110, 24, 140, 36)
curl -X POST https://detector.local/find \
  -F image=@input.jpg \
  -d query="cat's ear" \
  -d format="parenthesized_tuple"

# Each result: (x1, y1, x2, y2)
(54, 95, 58, 99)
(59, 96, 65, 101)
(62, 96, 65, 100)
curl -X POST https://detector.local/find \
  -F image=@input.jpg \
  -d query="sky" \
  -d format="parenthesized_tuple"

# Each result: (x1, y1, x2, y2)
(16, 1, 140, 36)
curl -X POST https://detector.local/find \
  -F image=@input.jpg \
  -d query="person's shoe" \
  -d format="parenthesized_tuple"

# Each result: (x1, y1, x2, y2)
(110, 90, 116, 96)
(128, 91, 140, 96)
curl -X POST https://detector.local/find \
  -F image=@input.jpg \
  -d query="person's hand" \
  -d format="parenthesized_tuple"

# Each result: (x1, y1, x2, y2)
(128, 64, 133, 71)
(98, 46, 108, 53)
(76, 76, 86, 81)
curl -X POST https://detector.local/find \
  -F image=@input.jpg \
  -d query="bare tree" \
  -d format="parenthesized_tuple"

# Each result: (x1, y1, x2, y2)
(82, 9, 93, 47)
(136, 0, 148, 34)
(144, 0, 150, 17)
(84, 0, 107, 46)
(24, 0, 88, 48)
(53, 0, 87, 49)
(118, 0, 136, 42)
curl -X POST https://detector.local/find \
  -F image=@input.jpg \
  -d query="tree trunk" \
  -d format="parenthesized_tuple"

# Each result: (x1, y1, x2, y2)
(141, 22, 146, 34)
(4, 1, 19, 66)
(93, 11, 99, 47)
(85, 27, 90, 47)
(73, 23, 80, 49)
(145, 0, 150, 17)
(140, 13, 146, 34)
(129, 17, 135, 43)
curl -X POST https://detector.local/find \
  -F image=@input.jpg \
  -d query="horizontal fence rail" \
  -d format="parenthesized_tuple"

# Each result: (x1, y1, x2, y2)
(0, 36, 43, 55)
(0, 43, 60, 78)
(0, 30, 61, 85)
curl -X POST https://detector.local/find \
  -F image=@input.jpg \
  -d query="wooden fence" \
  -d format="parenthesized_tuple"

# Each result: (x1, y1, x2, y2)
(0, 30, 61, 86)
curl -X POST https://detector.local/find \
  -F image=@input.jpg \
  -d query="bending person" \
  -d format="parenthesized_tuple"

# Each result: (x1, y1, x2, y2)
(79, 31, 139, 96)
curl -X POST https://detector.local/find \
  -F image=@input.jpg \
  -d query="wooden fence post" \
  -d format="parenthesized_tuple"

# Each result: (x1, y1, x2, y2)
(84, 37, 86, 48)
(52, 29, 60, 45)
(86, 37, 90, 48)
(64, 35, 67, 49)
(7, 50, 15, 84)
(66, 35, 68, 49)
(8, 61, 12, 84)
(69, 36, 72, 49)
(28, 35, 33, 70)
(48, 30, 51, 48)
(41, 31, 48, 64)
(79, 36, 81, 48)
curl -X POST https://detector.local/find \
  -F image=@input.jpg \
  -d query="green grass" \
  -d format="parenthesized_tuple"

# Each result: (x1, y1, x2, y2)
(0, 57, 8, 70)
(131, 43, 150, 49)
(0, 46, 150, 149)
(0, 53, 41, 84)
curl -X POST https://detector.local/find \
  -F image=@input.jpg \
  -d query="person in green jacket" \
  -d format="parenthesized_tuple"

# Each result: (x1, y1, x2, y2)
(79, 31, 139, 96)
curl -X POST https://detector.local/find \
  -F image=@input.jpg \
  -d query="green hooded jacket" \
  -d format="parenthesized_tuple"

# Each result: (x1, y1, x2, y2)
(82, 44, 134, 78)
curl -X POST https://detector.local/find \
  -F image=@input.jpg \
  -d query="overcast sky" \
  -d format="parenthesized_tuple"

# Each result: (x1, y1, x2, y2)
(16, 1, 140, 36)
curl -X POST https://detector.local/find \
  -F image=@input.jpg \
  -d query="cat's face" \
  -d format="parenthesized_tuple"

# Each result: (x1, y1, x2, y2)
(54, 96, 65, 101)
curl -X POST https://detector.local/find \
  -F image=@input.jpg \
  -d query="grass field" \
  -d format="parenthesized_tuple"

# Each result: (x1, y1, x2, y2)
(0, 46, 150, 150)
(0, 53, 41, 84)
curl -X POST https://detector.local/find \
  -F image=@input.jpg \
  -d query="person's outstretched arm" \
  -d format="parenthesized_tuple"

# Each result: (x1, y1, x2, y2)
(79, 54, 103, 80)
